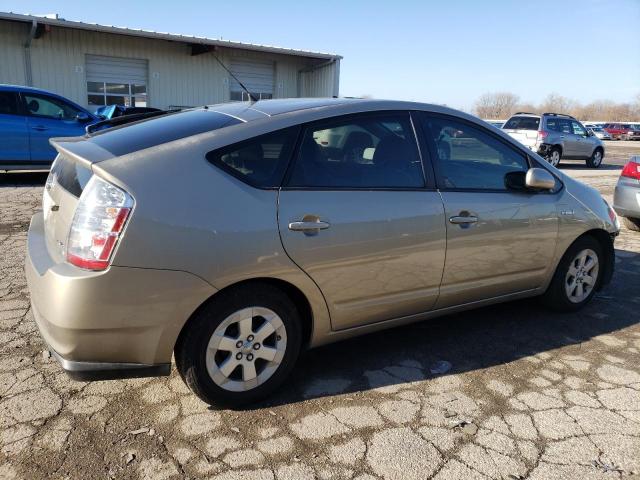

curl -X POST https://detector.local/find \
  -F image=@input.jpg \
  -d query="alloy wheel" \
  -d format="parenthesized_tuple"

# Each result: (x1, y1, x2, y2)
(565, 248, 599, 303)
(592, 150, 602, 166)
(548, 150, 560, 167)
(206, 307, 287, 392)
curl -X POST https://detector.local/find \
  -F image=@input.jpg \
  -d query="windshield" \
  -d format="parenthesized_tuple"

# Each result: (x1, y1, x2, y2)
(503, 116, 540, 130)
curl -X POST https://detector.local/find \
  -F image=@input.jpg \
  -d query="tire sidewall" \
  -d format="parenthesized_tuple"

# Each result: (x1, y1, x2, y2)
(587, 148, 603, 168)
(546, 236, 603, 311)
(179, 285, 302, 406)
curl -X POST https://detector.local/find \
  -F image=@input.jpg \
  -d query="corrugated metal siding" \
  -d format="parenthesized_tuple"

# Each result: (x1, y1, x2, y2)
(0, 19, 339, 108)
(0, 20, 28, 85)
(300, 60, 339, 97)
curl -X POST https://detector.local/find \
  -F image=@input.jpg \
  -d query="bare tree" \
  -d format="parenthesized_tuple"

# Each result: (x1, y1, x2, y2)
(473, 92, 640, 121)
(474, 92, 520, 119)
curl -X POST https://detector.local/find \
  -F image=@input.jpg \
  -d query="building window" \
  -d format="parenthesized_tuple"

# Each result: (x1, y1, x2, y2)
(229, 91, 273, 102)
(87, 82, 147, 109)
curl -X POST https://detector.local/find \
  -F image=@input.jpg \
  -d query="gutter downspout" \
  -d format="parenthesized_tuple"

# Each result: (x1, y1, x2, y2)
(24, 20, 38, 86)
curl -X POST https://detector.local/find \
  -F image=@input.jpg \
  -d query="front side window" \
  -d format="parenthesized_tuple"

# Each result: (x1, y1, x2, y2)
(207, 127, 299, 188)
(87, 81, 147, 109)
(23, 93, 82, 120)
(571, 121, 586, 136)
(421, 115, 529, 190)
(287, 114, 424, 189)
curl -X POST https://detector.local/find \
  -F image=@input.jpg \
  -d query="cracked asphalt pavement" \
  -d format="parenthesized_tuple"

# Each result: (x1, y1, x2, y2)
(1, 143, 639, 480)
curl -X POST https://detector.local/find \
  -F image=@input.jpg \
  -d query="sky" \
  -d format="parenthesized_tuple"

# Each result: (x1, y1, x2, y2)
(2, 0, 639, 111)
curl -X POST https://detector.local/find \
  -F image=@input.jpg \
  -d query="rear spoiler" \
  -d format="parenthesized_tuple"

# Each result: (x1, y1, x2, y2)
(86, 109, 180, 135)
(49, 137, 117, 168)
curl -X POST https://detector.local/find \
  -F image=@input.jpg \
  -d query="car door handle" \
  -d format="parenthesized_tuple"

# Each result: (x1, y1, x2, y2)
(289, 220, 331, 231)
(449, 215, 478, 225)
(32, 125, 48, 131)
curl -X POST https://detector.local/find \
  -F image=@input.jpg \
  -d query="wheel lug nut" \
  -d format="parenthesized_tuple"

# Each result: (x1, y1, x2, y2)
(276, 335, 282, 341)
(247, 335, 254, 342)
(236, 353, 242, 360)
(236, 341, 243, 348)
(247, 353, 254, 361)
(253, 343, 260, 350)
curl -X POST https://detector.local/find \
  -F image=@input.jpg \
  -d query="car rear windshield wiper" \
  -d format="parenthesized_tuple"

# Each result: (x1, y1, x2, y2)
(85, 110, 180, 135)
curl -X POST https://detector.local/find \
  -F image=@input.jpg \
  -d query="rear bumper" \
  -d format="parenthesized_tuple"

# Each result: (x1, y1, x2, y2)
(25, 212, 217, 378)
(613, 180, 640, 219)
(48, 347, 170, 381)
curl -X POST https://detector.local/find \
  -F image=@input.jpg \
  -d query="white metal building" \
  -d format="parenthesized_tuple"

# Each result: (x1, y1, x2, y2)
(0, 12, 341, 111)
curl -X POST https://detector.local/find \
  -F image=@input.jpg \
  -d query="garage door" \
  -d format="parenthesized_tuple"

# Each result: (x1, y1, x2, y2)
(85, 55, 148, 109)
(229, 59, 274, 101)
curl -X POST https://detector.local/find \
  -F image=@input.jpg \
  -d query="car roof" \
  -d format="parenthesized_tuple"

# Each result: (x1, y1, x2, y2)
(0, 83, 63, 96)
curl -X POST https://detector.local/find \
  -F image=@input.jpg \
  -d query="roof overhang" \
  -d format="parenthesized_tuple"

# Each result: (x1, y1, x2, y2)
(0, 11, 342, 61)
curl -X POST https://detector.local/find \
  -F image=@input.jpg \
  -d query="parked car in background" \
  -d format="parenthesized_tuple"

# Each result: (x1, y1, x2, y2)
(613, 158, 640, 231)
(586, 126, 612, 141)
(604, 123, 637, 140)
(0, 84, 99, 170)
(96, 104, 162, 119)
(628, 125, 640, 141)
(26, 98, 618, 406)
(483, 119, 506, 129)
(503, 112, 605, 168)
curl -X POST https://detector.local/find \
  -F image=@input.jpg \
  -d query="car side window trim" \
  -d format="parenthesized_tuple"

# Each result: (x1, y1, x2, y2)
(281, 110, 435, 191)
(417, 111, 560, 194)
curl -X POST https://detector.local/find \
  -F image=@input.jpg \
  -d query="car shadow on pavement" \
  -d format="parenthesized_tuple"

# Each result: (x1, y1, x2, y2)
(0, 171, 48, 186)
(236, 246, 639, 411)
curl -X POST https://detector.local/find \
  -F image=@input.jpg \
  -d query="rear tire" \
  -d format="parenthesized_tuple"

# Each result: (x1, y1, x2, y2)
(175, 283, 302, 407)
(547, 147, 561, 167)
(586, 148, 603, 168)
(542, 236, 603, 312)
(622, 216, 640, 232)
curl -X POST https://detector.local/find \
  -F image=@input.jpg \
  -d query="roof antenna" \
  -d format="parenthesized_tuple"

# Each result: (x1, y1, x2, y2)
(211, 53, 258, 104)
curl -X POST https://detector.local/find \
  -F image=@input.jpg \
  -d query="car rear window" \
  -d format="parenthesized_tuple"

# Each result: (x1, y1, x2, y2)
(503, 116, 540, 130)
(87, 109, 242, 157)
(51, 155, 93, 197)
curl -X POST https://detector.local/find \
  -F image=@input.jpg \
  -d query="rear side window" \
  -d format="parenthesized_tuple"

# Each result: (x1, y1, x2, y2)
(504, 116, 540, 130)
(207, 127, 299, 188)
(0, 91, 19, 115)
(286, 113, 424, 189)
(51, 155, 93, 197)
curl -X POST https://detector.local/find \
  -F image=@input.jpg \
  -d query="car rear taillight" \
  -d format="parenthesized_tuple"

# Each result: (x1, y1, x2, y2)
(537, 130, 549, 141)
(621, 161, 640, 180)
(66, 175, 133, 271)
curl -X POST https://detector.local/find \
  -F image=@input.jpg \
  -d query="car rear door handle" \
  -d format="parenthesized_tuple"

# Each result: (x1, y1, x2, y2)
(32, 125, 48, 131)
(449, 215, 478, 225)
(289, 220, 331, 232)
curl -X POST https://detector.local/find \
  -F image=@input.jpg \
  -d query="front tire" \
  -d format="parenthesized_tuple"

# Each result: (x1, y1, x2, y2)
(622, 216, 640, 232)
(542, 236, 603, 312)
(586, 148, 603, 168)
(176, 283, 302, 407)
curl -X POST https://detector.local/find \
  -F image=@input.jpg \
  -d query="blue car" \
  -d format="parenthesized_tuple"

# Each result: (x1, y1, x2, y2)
(0, 85, 99, 171)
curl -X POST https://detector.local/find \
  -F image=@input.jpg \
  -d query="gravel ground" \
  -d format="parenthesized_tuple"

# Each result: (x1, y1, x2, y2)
(1, 143, 639, 480)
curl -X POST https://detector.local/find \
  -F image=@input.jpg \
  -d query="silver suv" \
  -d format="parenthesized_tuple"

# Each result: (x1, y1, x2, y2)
(503, 112, 605, 168)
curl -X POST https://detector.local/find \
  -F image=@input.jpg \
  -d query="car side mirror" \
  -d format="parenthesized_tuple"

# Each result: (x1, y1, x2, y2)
(76, 112, 91, 123)
(525, 168, 555, 190)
